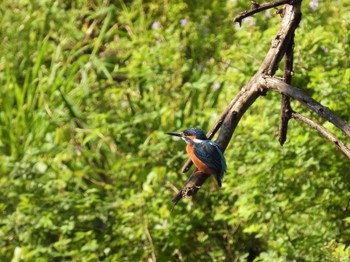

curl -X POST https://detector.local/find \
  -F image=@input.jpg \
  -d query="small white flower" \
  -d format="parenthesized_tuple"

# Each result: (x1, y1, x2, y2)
(210, 113, 218, 120)
(309, 0, 319, 11)
(212, 82, 221, 91)
(264, 10, 272, 19)
(321, 46, 328, 53)
(245, 17, 256, 27)
(180, 19, 188, 27)
(152, 21, 161, 30)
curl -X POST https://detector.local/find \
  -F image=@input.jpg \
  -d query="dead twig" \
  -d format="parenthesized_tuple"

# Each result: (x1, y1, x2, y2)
(291, 112, 350, 159)
(264, 76, 350, 139)
(279, 28, 296, 145)
(233, 0, 291, 25)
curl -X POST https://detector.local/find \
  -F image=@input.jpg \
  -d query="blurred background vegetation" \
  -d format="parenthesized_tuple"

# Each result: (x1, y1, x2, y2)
(0, 0, 350, 261)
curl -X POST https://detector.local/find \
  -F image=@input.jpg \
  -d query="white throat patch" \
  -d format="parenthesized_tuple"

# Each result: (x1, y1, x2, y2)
(193, 138, 204, 143)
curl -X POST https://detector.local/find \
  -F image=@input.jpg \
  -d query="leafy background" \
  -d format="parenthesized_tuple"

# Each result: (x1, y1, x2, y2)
(0, 0, 350, 261)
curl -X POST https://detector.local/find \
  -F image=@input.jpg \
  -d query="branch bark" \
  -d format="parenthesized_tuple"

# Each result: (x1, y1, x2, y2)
(279, 25, 296, 145)
(172, 172, 210, 206)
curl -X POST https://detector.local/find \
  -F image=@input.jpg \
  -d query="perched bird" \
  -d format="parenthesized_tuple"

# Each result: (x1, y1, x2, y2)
(166, 128, 226, 187)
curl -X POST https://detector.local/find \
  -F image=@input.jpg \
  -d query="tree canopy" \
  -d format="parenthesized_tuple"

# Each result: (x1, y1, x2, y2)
(0, 0, 350, 261)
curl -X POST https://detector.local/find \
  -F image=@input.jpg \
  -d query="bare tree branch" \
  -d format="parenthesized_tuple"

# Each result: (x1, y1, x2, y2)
(233, 0, 291, 25)
(172, 0, 350, 206)
(182, 1, 303, 173)
(216, 1, 302, 152)
(173, 2, 303, 205)
(264, 76, 350, 139)
(291, 112, 350, 159)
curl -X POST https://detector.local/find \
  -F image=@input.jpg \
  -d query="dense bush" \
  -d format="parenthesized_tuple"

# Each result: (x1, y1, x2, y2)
(0, 0, 349, 261)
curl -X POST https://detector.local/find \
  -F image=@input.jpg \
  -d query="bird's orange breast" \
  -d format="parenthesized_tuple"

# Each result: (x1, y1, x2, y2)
(186, 144, 215, 175)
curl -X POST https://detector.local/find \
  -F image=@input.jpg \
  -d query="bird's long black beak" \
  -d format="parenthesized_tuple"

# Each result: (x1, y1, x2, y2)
(165, 131, 183, 137)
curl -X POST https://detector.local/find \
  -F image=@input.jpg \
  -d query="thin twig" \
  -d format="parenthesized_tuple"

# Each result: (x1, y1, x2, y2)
(292, 112, 350, 160)
(264, 76, 350, 139)
(233, 0, 291, 25)
(143, 215, 157, 262)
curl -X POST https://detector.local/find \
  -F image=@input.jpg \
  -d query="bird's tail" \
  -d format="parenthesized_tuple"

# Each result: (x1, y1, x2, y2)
(216, 177, 222, 187)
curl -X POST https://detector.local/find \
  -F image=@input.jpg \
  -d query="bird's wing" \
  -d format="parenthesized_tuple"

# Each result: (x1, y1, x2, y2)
(193, 141, 226, 176)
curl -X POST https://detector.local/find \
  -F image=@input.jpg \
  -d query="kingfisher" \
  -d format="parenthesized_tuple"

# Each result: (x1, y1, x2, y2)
(166, 128, 226, 187)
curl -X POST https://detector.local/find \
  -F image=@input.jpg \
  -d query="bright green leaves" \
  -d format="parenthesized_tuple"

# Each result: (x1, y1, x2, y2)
(1, 0, 350, 261)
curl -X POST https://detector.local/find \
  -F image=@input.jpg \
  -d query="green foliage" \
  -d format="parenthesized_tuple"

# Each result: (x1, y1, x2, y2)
(0, 0, 349, 261)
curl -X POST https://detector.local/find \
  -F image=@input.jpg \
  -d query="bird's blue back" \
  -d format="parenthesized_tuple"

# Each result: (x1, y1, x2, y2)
(192, 140, 226, 185)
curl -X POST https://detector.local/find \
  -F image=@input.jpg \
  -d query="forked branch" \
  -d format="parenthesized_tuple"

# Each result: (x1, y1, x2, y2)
(172, 0, 350, 206)
(264, 77, 350, 138)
